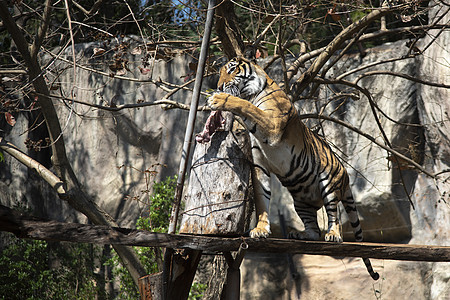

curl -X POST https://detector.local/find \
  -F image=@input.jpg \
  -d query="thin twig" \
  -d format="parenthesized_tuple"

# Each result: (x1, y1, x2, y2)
(336, 55, 417, 80)
(45, 93, 211, 112)
(355, 70, 450, 89)
(43, 48, 214, 97)
(299, 114, 435, 178)
(63, 0, 77, 87)
(30, 0, 52, 60)
(254, 14, 281, 48)
(314, 76, 422, 208)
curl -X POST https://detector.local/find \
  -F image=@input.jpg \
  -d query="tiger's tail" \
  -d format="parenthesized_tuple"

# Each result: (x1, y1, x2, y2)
(363, 258, 380, 280)
(343, 191, 380, 280)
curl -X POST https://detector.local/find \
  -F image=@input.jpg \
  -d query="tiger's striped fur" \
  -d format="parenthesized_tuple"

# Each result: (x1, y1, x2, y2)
(208, 57, 379, 280)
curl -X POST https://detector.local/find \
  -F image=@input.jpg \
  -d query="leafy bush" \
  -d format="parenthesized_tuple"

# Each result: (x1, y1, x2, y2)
(189, 282, 207, 299)
(0, 176, 204, 299)
(0, 238, 102, 299)
(137, 175, 177, 233)
(107, 176, 177, 299)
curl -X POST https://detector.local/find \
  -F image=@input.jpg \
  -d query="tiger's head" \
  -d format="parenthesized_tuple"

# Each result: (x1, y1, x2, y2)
(217, 57, 267, 100)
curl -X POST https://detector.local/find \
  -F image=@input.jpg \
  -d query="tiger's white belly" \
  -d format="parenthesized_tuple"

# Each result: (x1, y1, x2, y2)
(254, 138, 292, 174)
(251, 136, 323, 208)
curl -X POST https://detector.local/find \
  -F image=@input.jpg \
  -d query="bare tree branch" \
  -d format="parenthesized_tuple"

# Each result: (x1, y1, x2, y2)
(294, 7, 390, 98)
(336, 55, 418, 80)
(72, 0, 106, 16)
(299, 113, 435, 178)
(0, 138, 66, 196)
(286, 23, 447, 87)
(63, 0, 77, 86)
(355, 70, 450, 89)
(215, 0, 245, 58)
(0, 69, 27, 74)
(30, 0, 52, 60)
(254, 14, 281, 48)
(45, 93, 211, 112)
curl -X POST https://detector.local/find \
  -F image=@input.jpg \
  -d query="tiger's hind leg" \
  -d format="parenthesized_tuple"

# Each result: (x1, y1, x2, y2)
(341, 188, 363, 241)
(320, 181, 344, 243)
(289, 202, 321, 241)
(342, 189, 380, 280)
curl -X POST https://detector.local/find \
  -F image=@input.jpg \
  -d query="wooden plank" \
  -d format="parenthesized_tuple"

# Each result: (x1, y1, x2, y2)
(1, 205, 449, 262)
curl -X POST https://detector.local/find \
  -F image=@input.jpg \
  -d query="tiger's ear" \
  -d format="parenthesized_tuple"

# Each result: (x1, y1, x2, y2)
(244, 46, 258, 62)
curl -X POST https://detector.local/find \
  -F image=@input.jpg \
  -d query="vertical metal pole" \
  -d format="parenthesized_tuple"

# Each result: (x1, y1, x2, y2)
(162, 1, 216, 299)
(168, 0, 216, 235)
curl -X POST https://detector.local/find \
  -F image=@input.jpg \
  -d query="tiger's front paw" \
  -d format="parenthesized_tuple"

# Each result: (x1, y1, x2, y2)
(207, 93, 229, 110)
(250, 226, 271, 238)
(249, 212, 271, 238)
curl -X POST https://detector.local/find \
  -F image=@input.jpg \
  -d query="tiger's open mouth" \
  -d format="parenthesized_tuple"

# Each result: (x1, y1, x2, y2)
(195, 86, 239, 143)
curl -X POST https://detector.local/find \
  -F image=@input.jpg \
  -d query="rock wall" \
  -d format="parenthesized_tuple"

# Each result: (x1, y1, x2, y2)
(1, 39, 213, 226)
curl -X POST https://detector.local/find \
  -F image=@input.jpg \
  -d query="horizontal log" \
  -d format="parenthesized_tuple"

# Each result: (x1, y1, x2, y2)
(1, 204, 449, 262)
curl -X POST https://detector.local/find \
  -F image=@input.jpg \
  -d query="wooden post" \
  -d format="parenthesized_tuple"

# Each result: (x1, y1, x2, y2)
(223, 242, 248, 300)
(139, 273, 162, 300)
(179, 125, 253, 236)
(172, 117, 252, 298)
(165, 249, 203, 299)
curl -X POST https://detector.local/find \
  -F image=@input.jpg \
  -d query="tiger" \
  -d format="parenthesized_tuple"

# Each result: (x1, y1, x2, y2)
(207, 56, 379, 280)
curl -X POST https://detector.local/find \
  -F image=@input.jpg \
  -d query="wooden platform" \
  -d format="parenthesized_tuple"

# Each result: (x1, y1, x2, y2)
(1, 204, 448, 262)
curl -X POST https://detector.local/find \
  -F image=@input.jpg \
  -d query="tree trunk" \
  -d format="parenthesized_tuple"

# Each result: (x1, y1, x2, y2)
(215, 1, 245, 59)
(179, 125, 253, 236)
(202, 255, 228, 300)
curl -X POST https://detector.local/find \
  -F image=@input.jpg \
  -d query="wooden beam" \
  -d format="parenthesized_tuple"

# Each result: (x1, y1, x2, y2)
(1, 205, 449, 262)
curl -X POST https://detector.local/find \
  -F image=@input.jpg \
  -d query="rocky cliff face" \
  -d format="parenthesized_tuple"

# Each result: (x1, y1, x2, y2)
(1, 42, 213, 226)
(1, 8, 448, 300)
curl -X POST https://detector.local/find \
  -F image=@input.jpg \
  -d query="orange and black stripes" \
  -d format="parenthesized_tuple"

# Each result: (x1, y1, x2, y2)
(212, 57, 379, 280)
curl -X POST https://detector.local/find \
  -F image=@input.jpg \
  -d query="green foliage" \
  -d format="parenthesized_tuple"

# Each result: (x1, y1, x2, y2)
(107, 176, 178, 299)
(189, 282, 207, 299)
(105, 250, 138, 300)
(0, 176, 205, 299)
(0, 238, 102, 299)
(139, 175, 177, 232)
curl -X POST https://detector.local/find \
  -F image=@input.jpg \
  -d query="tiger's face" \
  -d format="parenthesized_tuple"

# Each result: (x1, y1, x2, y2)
(217, 57, 267, 99)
